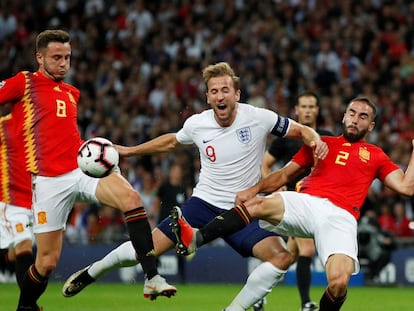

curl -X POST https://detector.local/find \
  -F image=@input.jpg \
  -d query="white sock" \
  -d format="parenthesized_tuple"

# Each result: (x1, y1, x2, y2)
(88, 241, 139, 279)
(226, 262, 286, 310)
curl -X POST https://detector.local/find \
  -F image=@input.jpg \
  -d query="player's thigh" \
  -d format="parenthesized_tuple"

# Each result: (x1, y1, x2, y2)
(296, 237, 316, 257)
(314, 205, 359, 274)
(94, 172, 141, 211)
(33, 174, 77, 233)
(246, 192, 285, 222)
(287, 237, 299, 262)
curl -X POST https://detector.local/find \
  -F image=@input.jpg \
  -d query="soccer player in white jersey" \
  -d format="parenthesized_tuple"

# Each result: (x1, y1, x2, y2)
(63, 62, 328, 310)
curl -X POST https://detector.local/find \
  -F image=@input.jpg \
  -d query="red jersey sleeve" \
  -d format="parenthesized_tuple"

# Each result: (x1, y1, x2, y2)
(291, 144, 314, 168)
(0, 72, 26, 104)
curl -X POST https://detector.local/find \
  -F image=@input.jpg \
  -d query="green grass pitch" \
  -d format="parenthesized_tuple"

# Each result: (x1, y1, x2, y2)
(1, 282, 413, 310)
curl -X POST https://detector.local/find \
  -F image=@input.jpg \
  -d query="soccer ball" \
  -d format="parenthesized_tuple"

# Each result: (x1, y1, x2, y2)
(77, 137, 119, 178)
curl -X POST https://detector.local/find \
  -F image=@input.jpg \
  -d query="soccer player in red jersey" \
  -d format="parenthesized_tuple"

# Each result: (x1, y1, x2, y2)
(0, 30, 175, 311)
(261, 91, 333, 311)
(0, 114, 35, 289)
(172, 97, 414, 311)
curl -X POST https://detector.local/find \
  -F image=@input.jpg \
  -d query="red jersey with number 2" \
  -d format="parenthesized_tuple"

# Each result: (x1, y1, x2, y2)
(293, 135, 399, 220)
(0, 71, 82, 176)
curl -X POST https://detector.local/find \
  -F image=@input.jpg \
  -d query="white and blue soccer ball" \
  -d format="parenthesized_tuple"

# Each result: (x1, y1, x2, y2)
(77, 137, 119, 178)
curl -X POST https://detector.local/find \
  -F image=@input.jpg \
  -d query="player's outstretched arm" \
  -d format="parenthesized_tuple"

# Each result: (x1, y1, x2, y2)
(235, 161, 305, 205)
(115, 133, 180, 157)
(285, 120, 328, 160)
(383, 139, 414, 196)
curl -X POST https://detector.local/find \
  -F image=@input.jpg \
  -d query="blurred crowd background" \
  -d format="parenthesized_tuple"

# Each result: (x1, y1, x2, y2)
(1, 0, 414, 247)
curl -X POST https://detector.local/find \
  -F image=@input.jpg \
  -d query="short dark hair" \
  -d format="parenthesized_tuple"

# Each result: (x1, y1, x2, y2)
(36, 30, 70, 52)
(296, 91, 319, 106)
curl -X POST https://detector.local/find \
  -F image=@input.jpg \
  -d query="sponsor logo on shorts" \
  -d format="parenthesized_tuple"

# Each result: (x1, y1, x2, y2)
(16, 223, 24, 233)
(37, 211, 47, 225)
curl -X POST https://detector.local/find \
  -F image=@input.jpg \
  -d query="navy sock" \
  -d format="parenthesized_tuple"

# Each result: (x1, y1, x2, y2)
(296, 256, 312, 305)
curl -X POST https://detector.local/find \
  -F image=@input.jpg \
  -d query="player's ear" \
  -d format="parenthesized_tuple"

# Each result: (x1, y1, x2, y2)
(36, 52, 43, 66)
(368, 121, 375, 132)
(235, 89, 241, 101)
(206, 92, 211, 105)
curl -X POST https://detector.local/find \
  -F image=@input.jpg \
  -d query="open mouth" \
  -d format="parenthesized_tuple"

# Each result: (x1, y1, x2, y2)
(217, 104, 226, 110)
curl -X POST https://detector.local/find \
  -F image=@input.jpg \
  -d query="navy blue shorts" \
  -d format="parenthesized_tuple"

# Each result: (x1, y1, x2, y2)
(157, 196, 279, 257)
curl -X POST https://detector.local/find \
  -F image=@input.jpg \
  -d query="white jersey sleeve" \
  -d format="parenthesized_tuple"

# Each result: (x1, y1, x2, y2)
(176, 104, 290, 210)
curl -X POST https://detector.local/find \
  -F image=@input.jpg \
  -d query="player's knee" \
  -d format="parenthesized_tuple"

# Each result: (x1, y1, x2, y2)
(298, 245, 315, 257)
(118, 188, 143, 212)
(278, 250, 294, 269)
(15, 239, 33, 255)
(267, 248, 293, 270)
(290, 252, 299, 264)
(37, 257, 59, 276)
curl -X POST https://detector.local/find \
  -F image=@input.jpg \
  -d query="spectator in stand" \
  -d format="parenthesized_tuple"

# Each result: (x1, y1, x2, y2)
(378, 201, 396, 233)
(65, 203, 89, 245)
(0, 6, 17, 41)
(149, 163, 189, 283)
(358, 210, 396, 282)
(149, 163, 188, 226)
(393, 200, 413, 238)
(137, 170, 158, 227)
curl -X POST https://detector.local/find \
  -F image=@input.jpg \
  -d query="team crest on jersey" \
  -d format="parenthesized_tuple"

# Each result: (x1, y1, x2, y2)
(37, 211, 47, 225)
(236, 127, 251, 144)
(0, 80, 5, 88)
(359, 147, 370, 162)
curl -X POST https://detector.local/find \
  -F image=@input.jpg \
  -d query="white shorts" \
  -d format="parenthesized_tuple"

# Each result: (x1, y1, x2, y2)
(0, 202, 34, 248)
(32, 168, 99, 234)
(259, 191, 360, 274)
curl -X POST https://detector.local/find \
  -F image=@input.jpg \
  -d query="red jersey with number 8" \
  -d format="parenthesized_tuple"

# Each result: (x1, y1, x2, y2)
(0, 71, 82, 176)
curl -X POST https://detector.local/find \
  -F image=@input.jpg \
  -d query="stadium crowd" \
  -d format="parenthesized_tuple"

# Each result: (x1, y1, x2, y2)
(1, 0, 414, 246)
